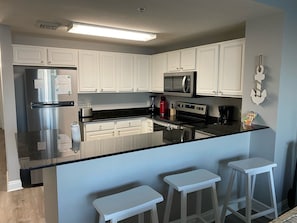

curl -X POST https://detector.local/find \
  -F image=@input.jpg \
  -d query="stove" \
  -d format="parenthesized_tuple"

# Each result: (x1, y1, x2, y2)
(154, 102, 214, 142)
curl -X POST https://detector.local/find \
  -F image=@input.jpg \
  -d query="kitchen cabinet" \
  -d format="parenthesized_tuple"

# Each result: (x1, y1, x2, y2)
(196, 43, 219, 96)
(47, 47, 78, 67)
(134, 54, 151, 92)
(13, 44, 78, 67)
(167, 47, 196, 72)
(84, 121, 115, 141)
(151, 52, 167, 92)
(78, 50, 99, 92)
(116, 119, 142, 136)
(13, 45, 46, 65)
(218, 39, 245, 97)
(83, 118, 153, 141)
(116, 53, 134, 92)
(99, 51, 117, 92)
(196, 39, 245, 97)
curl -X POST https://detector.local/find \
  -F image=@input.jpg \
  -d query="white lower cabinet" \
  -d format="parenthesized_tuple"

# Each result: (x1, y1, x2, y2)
(84, 121, 115, 141)
(83, 118, 153, 141)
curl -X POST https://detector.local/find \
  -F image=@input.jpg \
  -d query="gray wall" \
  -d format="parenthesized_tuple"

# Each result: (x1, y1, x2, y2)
(244, 0, 297, 209)
(0, 25, 21, 191)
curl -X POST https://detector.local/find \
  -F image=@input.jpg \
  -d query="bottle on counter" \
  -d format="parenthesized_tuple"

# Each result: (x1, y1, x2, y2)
(160, 96, 167, 117)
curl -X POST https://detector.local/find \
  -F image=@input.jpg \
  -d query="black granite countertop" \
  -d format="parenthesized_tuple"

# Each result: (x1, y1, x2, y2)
(16, 122, 268, 171)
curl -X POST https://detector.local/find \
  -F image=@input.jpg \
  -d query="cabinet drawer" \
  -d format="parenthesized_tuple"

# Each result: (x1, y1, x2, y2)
(85, 122, 115, 132)
(116, 119, 142, 129)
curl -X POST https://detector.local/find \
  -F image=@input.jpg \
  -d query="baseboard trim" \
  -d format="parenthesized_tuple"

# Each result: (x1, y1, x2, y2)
(7, 179, 23, 192)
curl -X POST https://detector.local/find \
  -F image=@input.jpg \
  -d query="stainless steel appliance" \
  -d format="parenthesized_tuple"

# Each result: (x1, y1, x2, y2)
(218, 105, 234, 125)
(14, 66, 78, 186)
(153, 102, 214, 142)
(164, 71, 196, 97)
(23, 68, 78, 135)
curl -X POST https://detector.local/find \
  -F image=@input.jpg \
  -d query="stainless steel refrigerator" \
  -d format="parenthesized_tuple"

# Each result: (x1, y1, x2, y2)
(14, 67, 78, 186)
(23, 68, 78, 136)
(14, 67, 78, 136)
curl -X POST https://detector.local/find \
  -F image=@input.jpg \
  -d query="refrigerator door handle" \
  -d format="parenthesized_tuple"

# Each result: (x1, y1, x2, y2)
(31, 101, 75, 109)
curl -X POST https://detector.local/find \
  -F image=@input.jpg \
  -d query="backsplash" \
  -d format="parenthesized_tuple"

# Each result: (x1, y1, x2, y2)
(78, 92, 242, 121)
(78, 93, 152, 111)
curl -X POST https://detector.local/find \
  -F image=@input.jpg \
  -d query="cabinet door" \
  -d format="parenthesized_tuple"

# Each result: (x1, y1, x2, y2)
(13, 45, 46, 65)
(78, 50, 99, 93)
(180, 47, 196, 71)
(47, 48, 78, 67)
(218, 39, 245, 97)
(99, 52, 117, 92)
(134, 55, 151, 92)
(151, 53, 167, 92)
(86, 131, 115, 141)
(196, 44, 219, 96)
(117, 53, 134, 92)
(167, 50, 180, 72)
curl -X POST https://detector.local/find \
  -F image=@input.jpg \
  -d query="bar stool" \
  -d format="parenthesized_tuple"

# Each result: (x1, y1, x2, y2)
(163, 169, 221, 223)
(221, 157, 278, 223)
(93, 185, 163, 223)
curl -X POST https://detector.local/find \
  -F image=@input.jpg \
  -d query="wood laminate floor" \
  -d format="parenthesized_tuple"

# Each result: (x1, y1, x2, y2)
(0, 129, 271, 223)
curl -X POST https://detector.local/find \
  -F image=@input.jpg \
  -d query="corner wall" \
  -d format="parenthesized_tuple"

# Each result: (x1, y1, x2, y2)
(0, 25, 22, 191)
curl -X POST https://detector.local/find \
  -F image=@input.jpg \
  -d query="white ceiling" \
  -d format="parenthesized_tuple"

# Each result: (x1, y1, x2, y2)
(0, 0, 280, 50)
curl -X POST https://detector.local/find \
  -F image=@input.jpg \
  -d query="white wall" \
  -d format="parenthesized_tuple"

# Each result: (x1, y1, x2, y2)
(0, 25, 22, 191)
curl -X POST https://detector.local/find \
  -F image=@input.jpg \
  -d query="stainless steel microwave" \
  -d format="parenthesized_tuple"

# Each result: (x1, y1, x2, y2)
(164, 71, 196, 97)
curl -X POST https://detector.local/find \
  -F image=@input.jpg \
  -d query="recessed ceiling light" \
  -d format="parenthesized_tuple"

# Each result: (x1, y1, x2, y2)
(67, 22, 156, 42)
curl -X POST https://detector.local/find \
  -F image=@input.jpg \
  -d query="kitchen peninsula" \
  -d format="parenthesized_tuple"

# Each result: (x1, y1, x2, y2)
(16, 122, 269, 223)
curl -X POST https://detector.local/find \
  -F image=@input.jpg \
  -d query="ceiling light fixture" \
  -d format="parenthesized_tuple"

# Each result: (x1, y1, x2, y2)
(67, 22, 156, 42)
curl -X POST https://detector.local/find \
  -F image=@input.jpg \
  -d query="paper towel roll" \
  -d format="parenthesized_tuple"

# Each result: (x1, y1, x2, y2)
(71, 122, 81, 152)
(71, 122, 81, 142)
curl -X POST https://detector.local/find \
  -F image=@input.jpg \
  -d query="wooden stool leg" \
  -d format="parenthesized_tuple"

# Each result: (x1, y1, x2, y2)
(245, 174, 252, 223)
(151, 205, 159, 223)
(138, 213, 144, 223)
(211, 184, 220, 223)
(221, 169, 236, 223)
(268, 169, 278, 218)
(181, 191, 187, 223)
(163, 186, 174, 223)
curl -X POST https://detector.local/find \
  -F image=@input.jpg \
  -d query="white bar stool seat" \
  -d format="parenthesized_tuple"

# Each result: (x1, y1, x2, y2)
(163, 169, 221, 223)
(93, 185, 163, 223)
(221, 157, 278, 223)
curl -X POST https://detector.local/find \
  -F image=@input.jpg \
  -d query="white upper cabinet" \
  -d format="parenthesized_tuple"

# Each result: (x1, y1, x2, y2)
(78, 50, 99, 93)
(196, 39, 245, 97)
(151, 52, 167, 92)
(134, 54, 151, 92)
(218, 39, 245, 97)
(13, 44, 78, 67)
(99, 51, 117, 92)
(196, 43, 219, 96)
(13, 45, 46, 65)
(47, 47, 78, 67)
(116, 53, 134, 92)
(167, 47, 196, 72)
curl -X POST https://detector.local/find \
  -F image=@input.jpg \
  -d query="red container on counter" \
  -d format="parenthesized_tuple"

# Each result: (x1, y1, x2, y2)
(160, 96, 167, 117)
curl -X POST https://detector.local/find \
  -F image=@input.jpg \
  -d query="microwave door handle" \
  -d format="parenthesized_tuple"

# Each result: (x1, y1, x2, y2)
(182, 76, 187, 93)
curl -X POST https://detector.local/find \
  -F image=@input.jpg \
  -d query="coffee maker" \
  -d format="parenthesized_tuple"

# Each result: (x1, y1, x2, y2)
(218, 105, 234, 124)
